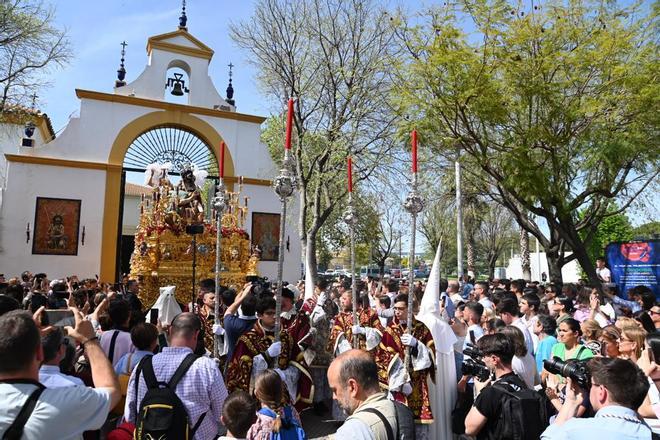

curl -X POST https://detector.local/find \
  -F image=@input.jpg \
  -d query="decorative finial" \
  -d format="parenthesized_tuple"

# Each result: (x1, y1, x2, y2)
(30, 93, 38, 110)
(226, 62, 235, 106)
(116, 41, 127, 87)
(179, 0, 188, 29)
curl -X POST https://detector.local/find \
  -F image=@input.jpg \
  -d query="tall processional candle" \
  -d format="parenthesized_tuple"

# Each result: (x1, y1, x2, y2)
(219, 141, 225, 178)
(347, 156, 353, 192)
(411, 129, 418, 173)
(285, 98, 294, 150)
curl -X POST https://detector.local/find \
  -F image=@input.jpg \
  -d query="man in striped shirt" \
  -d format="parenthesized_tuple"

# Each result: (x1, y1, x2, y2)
(125, 313, 228, 440)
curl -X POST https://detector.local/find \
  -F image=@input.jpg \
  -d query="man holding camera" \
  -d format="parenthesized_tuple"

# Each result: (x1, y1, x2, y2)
(464, 333, 529, 439)
(541, 357, 652, 439)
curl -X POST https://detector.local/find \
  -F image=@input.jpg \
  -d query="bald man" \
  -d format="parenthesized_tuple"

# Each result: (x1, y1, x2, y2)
(328, 349, 413, 440)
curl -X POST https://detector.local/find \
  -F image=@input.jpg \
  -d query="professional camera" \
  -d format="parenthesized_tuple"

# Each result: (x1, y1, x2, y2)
(461, 343, 491, 381)
(543, 356, 591, 390)
(246, 276, 272, 297)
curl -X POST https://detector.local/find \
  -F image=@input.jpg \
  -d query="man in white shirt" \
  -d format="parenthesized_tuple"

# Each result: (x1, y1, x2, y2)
(447, 280, 463, 305)
(38, 327, 84, 388)
(463, 302, 485, 350)
(0, 308, 120, 439)
(519, 294, 541, 352)
(475, 281, 494, 311)
(596, 257, 612, 283)
(541, 358, 651, 439)
(497, 297, 535, 355)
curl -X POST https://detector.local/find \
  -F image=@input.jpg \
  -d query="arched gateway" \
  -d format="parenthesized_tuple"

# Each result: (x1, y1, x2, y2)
(0, 25, 301, 284)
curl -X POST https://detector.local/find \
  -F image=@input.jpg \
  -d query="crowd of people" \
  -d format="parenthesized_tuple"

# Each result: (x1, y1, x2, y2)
(0, 267, 657, 439)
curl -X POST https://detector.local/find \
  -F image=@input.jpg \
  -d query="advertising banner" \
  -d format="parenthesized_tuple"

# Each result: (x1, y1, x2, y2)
(605, 240, 660, 299)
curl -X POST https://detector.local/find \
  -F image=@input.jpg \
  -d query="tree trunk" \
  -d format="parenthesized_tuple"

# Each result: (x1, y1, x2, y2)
(560, 224, 602, 289)
(545, 246, 564, 285)
(487, 253, 497, 280)
(520, 228, 531, 281)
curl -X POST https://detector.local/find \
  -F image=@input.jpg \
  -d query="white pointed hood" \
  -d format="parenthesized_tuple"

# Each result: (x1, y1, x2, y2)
(419, 242, 442, 316)
(416, 241, 458, 439)
(416, 241, 456, 353)
(147, 285, 182, 325)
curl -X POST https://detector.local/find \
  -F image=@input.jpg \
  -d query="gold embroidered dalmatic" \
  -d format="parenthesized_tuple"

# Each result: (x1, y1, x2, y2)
(374, 318, 435, 424)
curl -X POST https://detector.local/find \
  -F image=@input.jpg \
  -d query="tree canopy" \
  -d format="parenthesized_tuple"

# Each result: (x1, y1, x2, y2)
(394, 0, 659, 284)
(233, 0, 401, 282)
(0, 0, 70, 111)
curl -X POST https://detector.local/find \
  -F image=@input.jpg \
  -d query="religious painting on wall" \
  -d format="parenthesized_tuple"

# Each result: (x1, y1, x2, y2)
(251, 212, 280, 261)
(32, 197, 82, 256)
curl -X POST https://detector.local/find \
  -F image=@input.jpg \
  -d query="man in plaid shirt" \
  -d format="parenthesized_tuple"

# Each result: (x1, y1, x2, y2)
(124, 313, 228, 439)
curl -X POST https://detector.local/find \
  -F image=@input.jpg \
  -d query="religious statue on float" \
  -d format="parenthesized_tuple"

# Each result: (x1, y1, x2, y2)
(130, 161, 257, 306)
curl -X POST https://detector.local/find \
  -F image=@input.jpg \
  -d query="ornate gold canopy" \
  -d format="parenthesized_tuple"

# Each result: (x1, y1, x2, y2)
(129, 177, 258, 307)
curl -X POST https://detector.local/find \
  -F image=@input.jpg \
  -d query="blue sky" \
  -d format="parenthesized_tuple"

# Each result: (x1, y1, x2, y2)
(42, 0, 430, 132)
(43, 0, 267, 131)
(40, 0, 656, 232)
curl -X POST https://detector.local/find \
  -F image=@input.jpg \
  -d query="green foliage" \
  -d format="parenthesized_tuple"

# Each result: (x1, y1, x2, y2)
(394, 0, 659, 282)
(237, 0, 401, 280)
(0, 1, 71, 110)
(633, 221, 660, 239)
(580, 208, 633, 263)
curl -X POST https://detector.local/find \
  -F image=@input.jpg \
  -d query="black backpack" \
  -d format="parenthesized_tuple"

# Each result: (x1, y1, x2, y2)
(133, 353, 206, 440)
(490, 378, 549, 440)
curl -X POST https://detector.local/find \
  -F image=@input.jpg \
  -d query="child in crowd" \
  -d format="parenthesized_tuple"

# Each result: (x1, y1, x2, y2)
(219, 390, 257, 440)
(247, 369, 305, 440)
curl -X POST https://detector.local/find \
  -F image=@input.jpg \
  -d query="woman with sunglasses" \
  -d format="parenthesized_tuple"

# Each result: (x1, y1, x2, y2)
(552, 296, 574, 327)
(618, 325, 646, 363)
(649, 305, 660, 331)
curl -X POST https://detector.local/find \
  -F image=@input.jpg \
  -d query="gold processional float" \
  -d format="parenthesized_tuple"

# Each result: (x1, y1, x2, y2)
(129, 162, 260, 306)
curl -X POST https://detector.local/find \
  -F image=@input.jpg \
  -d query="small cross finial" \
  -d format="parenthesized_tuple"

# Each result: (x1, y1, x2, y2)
(120, 41, 127, 66)
(30, 93, 38, 110)
(116, 41, 128, 85)
(179, 0, 188, 28)
(226, 62, 235, 105)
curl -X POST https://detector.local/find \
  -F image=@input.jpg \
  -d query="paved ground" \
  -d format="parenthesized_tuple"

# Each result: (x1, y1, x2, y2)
(300, 401, 342, 439)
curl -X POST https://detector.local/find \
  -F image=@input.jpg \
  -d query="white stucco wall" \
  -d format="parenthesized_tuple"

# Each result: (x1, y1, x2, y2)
(506, 253, 581, 283)
(0, 121, 49, 190)
(122, 195, 141, 235)
(0, 162, 106, 278)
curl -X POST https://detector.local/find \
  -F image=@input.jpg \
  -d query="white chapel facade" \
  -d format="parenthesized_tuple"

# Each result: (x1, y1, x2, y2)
(0, 24, 301, 283)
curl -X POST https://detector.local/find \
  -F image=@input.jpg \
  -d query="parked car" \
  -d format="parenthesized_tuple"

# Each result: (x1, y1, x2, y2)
(360, 267, 382, 279)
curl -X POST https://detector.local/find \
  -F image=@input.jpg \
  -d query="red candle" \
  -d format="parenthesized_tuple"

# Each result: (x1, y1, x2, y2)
(285, 98, 294, 150)
(411, 129, 418, 173)
(219, 141, 225, 178)
(347, 156, 353, 192)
